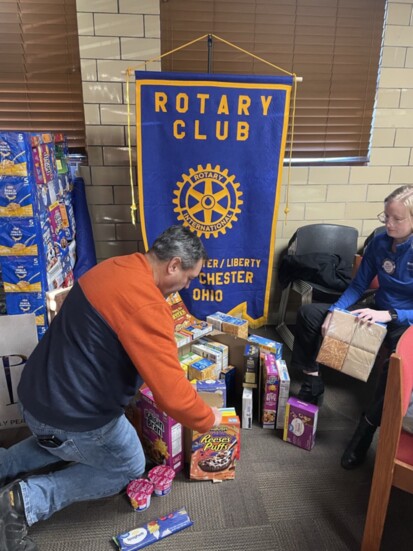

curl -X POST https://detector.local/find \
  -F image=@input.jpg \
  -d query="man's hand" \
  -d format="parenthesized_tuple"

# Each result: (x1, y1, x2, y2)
(321, 311, 333, 337)
(352, 308, 391, 324)
(211, 407, 222, 426)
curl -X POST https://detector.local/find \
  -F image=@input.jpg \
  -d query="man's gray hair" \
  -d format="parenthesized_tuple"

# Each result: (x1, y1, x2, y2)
(149, 225, 207, 269)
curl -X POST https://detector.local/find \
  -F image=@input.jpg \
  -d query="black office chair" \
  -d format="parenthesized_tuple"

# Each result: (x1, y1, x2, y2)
(276, 223, 359, 350)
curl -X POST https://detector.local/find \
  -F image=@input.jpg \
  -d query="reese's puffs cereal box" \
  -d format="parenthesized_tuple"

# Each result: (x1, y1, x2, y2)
(190, 409, 240, 481)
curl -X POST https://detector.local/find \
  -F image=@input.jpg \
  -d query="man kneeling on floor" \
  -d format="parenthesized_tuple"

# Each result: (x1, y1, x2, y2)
(0, 224, 221, 551)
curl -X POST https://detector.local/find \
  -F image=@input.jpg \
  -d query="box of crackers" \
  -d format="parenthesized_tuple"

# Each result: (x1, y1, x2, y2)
(189, 409, 240, 481)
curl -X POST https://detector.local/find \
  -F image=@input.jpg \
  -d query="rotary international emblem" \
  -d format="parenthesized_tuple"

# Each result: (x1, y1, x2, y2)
(172, 164, 243, 239)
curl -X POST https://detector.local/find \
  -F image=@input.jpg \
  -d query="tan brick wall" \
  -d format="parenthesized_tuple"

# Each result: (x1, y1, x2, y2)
(76, 0, 413, 320)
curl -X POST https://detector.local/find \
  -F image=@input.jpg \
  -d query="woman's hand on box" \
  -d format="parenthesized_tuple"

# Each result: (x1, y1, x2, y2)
(352, 308, 391, 324)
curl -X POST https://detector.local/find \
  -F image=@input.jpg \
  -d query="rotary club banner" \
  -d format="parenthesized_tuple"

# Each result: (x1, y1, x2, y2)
(136, 71, 292, 327)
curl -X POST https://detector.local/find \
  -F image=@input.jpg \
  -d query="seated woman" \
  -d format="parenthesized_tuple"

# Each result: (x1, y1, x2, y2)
(290, 184, 413, 469)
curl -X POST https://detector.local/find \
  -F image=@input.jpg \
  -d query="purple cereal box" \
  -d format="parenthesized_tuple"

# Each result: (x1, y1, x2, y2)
(283, 397, 318, 451)
(262, 353, 279, 429)
(139, 387, 183, 474)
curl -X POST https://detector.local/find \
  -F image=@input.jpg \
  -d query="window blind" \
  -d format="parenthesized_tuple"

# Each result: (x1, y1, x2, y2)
(160, 0, 386, 163)
(0, 0, 85, 152)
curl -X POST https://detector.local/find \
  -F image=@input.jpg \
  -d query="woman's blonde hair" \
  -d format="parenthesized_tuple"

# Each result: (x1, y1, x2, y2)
(385, 185, 413, 216)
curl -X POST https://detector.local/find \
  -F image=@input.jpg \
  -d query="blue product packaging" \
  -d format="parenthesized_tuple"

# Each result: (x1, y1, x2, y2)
(248, 334, 283, 360)
(196, 378, 226, 407)
(0, 256, 47, 293)
(0, 175, 39, 217)
(5, 291, 47, 328)
(37, 181, 57, 210)
(63, 194, 76, 241)
(0, 218, 39, 256)
(113, 508, 193, 551)
(32, 142, 57, 185)
(0, 133, 34, 177)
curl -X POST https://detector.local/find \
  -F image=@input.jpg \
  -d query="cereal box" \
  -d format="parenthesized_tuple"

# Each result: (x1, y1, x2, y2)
(206, 311, 249, 339)
(139, 387, 183, 474)
(188, 358, 216, 381)
(191, 342, 223, 378)
(242, 387, 253, 429)
(201, 338, 229, 370)
(275, 359, 290, 430)
(179, 320, 212, 340)
(243, 343, 259, 386)
(179, 351, 203, 372)
(262, 353, 279, 429)
(283, 397, 319, 451)
(196, 379, 226, 408)
(248, 334, 283, 359)
(190, 410, 240, 481)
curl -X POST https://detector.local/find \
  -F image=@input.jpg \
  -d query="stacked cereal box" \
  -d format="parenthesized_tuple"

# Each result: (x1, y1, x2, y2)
(261, 353, 279, 429)
(275, 359, 290, 430)
(206, 311, 249, 339)
(248, 334, 283, 360)
(0, 132, 75, 340)
(167, 292, 212, 347)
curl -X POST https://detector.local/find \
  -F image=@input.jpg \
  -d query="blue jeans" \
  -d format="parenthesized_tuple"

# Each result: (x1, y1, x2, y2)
(0, 408, 145, 525)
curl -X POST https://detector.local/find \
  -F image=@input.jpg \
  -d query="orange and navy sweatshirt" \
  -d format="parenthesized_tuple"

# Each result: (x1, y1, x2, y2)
(18, 253, 214, 433)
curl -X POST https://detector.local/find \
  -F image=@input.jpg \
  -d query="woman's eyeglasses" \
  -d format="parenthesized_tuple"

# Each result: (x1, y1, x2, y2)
(377, 212, 409, 224)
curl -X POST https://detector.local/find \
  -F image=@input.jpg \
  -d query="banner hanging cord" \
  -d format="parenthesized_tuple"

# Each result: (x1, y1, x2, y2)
(125, 68, 137, 225)
(284, 76, 298, 225)
(126, 33, 301, 225)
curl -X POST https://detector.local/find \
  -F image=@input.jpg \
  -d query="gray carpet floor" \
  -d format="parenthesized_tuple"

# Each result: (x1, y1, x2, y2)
(2, 325, 413, 551)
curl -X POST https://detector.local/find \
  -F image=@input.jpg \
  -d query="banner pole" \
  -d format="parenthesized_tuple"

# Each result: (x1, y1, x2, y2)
(207, 34, 213, 74)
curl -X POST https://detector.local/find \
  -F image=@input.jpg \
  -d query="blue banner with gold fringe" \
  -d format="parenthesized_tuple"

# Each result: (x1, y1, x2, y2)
(136, 71, 292, 327)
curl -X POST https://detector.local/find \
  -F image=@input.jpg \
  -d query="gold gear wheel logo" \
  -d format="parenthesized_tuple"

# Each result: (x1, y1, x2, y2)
(172, 164, 243, 239)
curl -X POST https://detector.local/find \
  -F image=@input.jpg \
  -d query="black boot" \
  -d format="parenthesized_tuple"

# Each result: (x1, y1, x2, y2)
(0, 481, 38, 550)
(297, 373, 325, 405)
(341, 416, 377, 470)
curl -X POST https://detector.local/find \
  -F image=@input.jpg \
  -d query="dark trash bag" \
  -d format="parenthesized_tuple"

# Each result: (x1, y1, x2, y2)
(278, 252, 353, 291)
